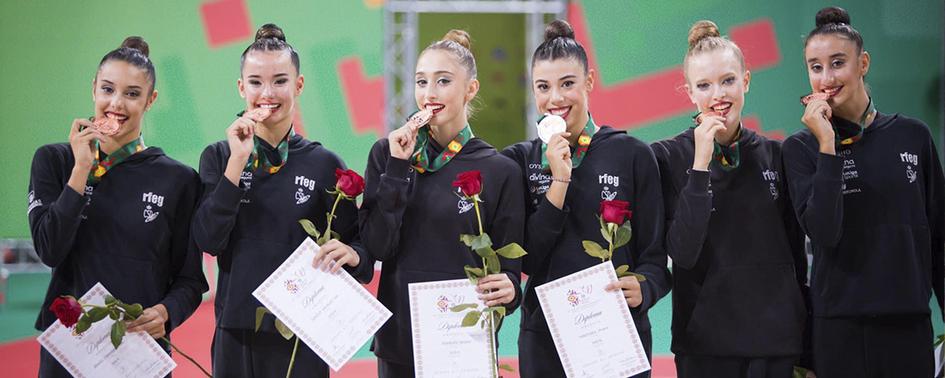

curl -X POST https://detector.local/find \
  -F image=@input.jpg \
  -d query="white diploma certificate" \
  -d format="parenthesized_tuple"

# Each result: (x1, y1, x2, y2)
(536, 262, 651, 378)
(409, 278, 498, 378)
(253, 237, 392, 371)
(37, 282, 176, 378)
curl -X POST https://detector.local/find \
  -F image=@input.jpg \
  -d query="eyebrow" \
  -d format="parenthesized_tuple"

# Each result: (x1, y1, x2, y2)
(416, 70, 453, 76)
(535, 74, 578, 84)
(246, 73, 290, 79)
(100, 79, 142, 90)
(807, 52, 847, 64)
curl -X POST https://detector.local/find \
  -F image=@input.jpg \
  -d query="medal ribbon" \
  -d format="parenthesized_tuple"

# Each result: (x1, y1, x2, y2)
(235, 110, 294, 175)
(87, 137, 145, 184)
(540, 115, 596, 170)
(245, 128, 293, 175)
(834, 97, 875, 146)
(410, 124, 473, 174)
(712, 124, 742, 171)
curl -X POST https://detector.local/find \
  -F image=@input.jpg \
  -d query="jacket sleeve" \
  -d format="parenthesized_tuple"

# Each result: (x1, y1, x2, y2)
(782, 136, 845, 248)
(28, 145, 87, 268)
(359, 140, 411, 262)
(489, 163, 527, 314)
(780, 149, 815, 370)
(652, 141, 712, 270)
(191, 144, 247, 256)
(499, 145, 569, 275)
(779, 151, 812, 292)
(628, 143, 672, 314)
(923, 133, 944, 316)
(160, 171, 210, 330)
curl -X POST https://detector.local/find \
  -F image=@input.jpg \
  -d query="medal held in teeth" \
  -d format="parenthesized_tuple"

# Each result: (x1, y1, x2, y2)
(407, 108, 433, 131)
(90, 115, 121, 136)
(800, 92, 831, 106)
(243, 107, 273, 123)
(692, 110, 723, 126)
(537, 114, 567, 144)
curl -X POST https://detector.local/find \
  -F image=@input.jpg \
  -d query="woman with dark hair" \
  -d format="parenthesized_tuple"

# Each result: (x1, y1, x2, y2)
(359, 29, 525, 378)
(651, 20, 809, 378)
(28, 36, 208, 377)
(502, 19, 670, 378)
(192, 23, 372, 377)
(783, 7, 944, 377)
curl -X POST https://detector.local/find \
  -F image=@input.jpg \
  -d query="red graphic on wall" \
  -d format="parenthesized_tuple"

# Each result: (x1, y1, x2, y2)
(743, 116, 784, 140)
(338, 58, 385, 136)
(569, 1, 781, 133)
(200, 0, 253, 48)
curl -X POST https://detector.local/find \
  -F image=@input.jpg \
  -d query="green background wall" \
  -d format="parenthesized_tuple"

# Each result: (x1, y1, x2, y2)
(1, 0, 942, 239)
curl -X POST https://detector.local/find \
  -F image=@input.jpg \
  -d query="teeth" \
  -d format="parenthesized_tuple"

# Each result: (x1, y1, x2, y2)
(711, 103, 731, 111)
(259, 104, 279, 109)
(106, 113, 128, 120)
(550, 108, 568, 116)
(426, 104, 444, 110)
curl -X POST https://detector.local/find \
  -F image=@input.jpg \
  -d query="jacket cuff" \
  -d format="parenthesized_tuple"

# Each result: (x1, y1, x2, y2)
(682, 169, 711, 196)
(58, 185, 87, 218)
(532, 196, 569, 232)
(385, 158, 411, 180)
(815, 153, 844, 183)
(213, 176, 247, 207)
(343, 245, 375, 284)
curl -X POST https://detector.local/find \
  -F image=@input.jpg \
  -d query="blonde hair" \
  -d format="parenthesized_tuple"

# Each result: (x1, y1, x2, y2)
(419, 29, 479, 117)
(422, 29, 477, 80)
(683, 20, 746, 81)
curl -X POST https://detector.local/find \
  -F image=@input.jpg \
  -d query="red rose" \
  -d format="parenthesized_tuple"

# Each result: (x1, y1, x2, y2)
(49, 296, 82, 328)
(600, 200, 632, 225)
(452, 171, 482, 197)
(335, 169, 365, 198)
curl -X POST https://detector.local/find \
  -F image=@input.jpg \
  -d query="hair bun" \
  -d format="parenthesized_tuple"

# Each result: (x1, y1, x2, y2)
(255, 23, 287, 42)
(815, 7, 851, 28)
(442, 29, 471, 50)
(544, 19, 575, 42)
(120, 36, 149, 58)
(687, 20, 720, 50)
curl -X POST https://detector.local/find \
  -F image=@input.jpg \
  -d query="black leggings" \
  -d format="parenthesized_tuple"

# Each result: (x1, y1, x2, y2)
(377, 358, 415, 378)
(211, 327, 328, 378)
(674, 354, 797, 378)
(812, 314, 933, 378)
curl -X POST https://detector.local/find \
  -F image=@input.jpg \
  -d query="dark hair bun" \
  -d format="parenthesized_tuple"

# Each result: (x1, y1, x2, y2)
(544, 19, 575, 42)
(442, 29, 471, 50)
(687, 20, 720, 50)
(120, 36, 149, 58)
(255, 23, 286, 42)
(815, 7, 851, 28)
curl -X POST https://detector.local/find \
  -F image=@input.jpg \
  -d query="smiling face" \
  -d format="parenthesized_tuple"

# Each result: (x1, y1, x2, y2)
(92, 60, 158, 142)
(685, 49, 750, 130)
(804, 33, 869, 111)
(238, 50, 304, 127)
(414, 49, 478, 129)
(531, 58, 594, 133)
